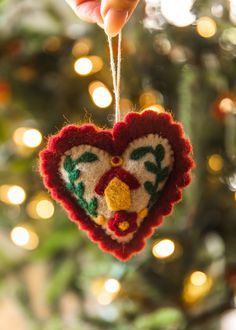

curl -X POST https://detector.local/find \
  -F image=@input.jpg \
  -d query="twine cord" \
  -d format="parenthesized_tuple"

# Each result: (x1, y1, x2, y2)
(108, 32, 122, 123)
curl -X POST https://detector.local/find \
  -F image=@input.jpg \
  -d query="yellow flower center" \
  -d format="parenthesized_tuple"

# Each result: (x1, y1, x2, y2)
(118, 221, 130, 231)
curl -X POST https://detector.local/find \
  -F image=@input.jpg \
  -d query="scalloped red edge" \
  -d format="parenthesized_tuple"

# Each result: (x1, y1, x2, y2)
(39, 110, 195, 261)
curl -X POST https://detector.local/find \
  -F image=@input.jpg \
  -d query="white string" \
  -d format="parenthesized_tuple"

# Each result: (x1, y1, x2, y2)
(108, 32, 122, 123)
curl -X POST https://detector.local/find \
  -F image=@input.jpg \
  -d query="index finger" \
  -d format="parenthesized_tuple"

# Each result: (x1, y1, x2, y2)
(65, 0, 103, 24)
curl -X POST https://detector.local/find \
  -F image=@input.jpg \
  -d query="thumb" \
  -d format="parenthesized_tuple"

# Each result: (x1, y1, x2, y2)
(101, 0, 140, 37)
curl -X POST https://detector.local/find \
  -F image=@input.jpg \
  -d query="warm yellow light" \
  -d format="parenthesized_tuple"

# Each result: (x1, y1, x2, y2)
(24, 231, 39, 250)
(183, 272, 213, 304)
(234, 192, 236, 201)
(22, 129, 42, 148)
(152, 239, 175, 259)
(35, 200, 54, 219)
(0, 185, 11, 203)
(104, 279, 121, 294)
(197, 17, 217, 38)
(219, 98, 236, 114)
(208, 154, 223, 172)
(141, 104, 165, 113)
(72, 38, 92, 57)
(97, 292, 113, 306)
(190, 271, 207, 286)
(74, 57, 93, 76)
(11, 226, 30, 247)
(89, 82, 112, 108)
(139, 90, 158, 108)
(13, 127, 27, 146)
(10, 226, 39, 250)
(7, 185, 26, 205)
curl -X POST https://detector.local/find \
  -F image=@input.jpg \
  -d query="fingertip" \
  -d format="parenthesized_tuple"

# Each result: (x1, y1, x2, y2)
(104, 9, 128, 37)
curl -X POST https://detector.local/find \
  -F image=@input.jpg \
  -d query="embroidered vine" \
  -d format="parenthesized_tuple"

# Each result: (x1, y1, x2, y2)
(64, 152, 98, 217)
(130, 144, 170, 208)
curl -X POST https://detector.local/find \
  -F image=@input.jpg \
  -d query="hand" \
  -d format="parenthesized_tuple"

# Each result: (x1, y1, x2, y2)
(66, 0, 140, 37)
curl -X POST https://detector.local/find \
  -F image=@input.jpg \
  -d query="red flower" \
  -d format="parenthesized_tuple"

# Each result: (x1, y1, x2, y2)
(108, 211, 138, 237)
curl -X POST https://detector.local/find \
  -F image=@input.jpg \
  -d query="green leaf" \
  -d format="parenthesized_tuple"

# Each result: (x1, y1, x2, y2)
(76, 182, 85, 195)
(69, 169, 80, 181)
(155, 144, 165, 162)
(88, 197, 98, 217)
(144, 181, 156, 195)
(77, 152, 98, 163)
(130, 147, 153, 160)
(144, 161, 157, 174)
(157, 166, 169, 182)
(66, 182, 74, 192)
(64, 156, 74, 172)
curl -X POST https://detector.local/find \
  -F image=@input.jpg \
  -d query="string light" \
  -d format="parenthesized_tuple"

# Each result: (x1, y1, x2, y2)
(183, 271, 213, 304)
(160, 0, 196, 27)
(208, 154, 223, 173)
(13, 127, 42, 148)
(97, 292, 114, 306)
(190, 271, 208, 286)
(27, 195, 54, 220)
(219, 98, 236, 114)
(196, 17, 217, 39)
(141, 104, 165, 113)
(36, 200, 54, 219)
(7, 185, 26, 205)
(104, 279, 121, 294)
(152, 239, 175, 259)
(89, 81, 112, 109)
(74, 56, 103, 76)
(72, 38, 92, 57)
(139, 90, 158, 108)
(22, 129, 42, 148)
(10, 226, 39, 250)
(74, 57, 93, 76)
(11, 226, 30, 247)
(91, 277, 121, 306)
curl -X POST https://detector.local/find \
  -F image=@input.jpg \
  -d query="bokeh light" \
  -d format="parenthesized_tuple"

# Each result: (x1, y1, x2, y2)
(7, 185, 26, 205)
(141, 104, 165, 113)
(152, 239, 175, 259)
(183, 271, 213, 304)
(74, 56, 103, 76)
(22, 129, 42, 148)
(197, 17, 217, 38)
(89, 81, 112, 108)
(219, 97, 236, 114)
(11, 226, 30, 247)
(10, 226, 39, 250)
(208, 154, 223, 173)
(13, 127, 42, 148)
(104, 279, 121, 294)
(36, 199, 54, 219)
(190, 271, 208, 286)
(74, 57, 93, 76)
(72, 38, 92, 57)
(161, 0, 196, 27)
(97, 292, 114, 306)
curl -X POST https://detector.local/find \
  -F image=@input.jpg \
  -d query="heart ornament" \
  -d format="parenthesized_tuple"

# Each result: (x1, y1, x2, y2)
(40, 110, 194, 261)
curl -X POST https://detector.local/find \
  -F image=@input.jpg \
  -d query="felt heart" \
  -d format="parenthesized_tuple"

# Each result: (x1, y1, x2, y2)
(40, 110, 194, 261)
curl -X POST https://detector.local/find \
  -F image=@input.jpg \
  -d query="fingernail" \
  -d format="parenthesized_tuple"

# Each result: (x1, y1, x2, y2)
(104, 9, 128, 37)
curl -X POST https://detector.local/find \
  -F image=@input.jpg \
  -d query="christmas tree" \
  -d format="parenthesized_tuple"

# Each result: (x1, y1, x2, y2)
(0, 0, 236, 329)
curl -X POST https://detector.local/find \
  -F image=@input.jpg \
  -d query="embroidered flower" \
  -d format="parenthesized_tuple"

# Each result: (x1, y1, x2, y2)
(108, 211, 138, 237)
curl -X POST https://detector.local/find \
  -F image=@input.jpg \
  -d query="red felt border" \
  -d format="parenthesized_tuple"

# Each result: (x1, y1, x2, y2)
(39, 110, 195, 261)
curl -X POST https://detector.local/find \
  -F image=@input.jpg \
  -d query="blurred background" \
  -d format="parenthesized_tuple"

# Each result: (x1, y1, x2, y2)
(0, 0, 236, 329)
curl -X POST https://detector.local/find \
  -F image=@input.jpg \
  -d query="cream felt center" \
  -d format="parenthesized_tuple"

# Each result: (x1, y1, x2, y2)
(59, 134, 174, 243)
